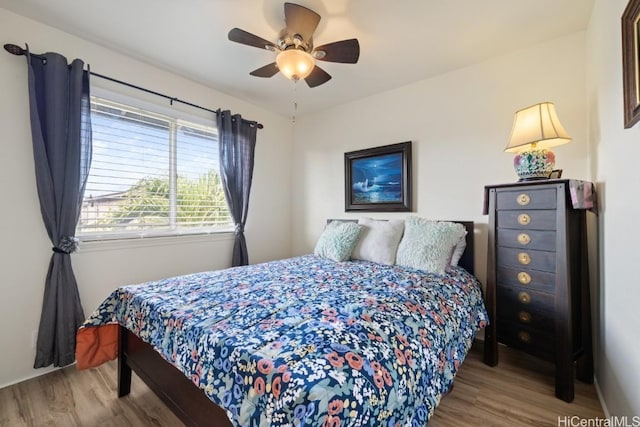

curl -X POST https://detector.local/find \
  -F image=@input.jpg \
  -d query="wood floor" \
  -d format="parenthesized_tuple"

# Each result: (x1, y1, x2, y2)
(0, 342, 604, 427)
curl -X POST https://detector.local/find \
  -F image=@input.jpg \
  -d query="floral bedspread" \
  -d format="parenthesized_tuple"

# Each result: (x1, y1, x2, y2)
(81, 255, 488, 426)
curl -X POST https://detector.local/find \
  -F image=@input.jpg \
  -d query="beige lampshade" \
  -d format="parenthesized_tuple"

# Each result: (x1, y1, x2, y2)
(505, 102, 572, 153)
(276, 49, 315, 81)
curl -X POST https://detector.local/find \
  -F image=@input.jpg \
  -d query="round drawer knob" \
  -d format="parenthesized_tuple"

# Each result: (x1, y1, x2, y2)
(518, 291, 531, 304)
(518, 213, 531, 225)
(517, 194, 531, 206)
(518, 253, 531, 265)
(517, 271, 532, 284)
(518, 311, 532, 323)
(517, 233, 531, 245)
(518, 331, 532, 343)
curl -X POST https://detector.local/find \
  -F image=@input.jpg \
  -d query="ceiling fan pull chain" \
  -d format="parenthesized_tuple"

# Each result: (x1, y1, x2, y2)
(292, 79, 298, 124)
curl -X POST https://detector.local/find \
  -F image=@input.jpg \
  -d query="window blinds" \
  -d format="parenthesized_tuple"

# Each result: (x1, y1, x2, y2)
(77, 97, 231, 238)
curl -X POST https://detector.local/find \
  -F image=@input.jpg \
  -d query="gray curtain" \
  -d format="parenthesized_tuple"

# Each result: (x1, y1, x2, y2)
(216, 110, 257, 266)
(26, 50, 92, 368)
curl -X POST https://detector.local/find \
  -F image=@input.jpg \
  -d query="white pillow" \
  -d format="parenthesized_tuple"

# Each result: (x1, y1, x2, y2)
(396, 218, 466, 275)
(449, 230, 468, 266)
(352, 218, 405, 265)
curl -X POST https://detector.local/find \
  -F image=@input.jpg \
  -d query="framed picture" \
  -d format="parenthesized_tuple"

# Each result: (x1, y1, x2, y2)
(549, 169, 563, 179)
(622, 0, 640, 128)
(344, 141, 412, 212)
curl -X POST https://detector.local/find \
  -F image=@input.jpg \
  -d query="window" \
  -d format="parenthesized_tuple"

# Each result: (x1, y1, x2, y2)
(77, 96, 232, 240)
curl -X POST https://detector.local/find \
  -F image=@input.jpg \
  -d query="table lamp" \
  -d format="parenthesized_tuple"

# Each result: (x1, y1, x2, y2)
(505, 102, 571, 181)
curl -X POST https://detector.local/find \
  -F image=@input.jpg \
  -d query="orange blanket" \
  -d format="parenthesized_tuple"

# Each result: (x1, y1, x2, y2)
(75, 324, 119, 370)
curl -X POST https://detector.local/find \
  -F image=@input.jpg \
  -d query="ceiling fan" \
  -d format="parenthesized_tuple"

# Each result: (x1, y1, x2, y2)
(227, 2, 360, 88)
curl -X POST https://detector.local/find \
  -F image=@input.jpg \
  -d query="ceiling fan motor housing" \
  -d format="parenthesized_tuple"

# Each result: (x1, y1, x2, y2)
(277, 29, 313, 53)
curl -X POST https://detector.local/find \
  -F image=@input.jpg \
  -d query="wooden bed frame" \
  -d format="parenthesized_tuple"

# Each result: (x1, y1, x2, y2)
(117, 221, 475, 427)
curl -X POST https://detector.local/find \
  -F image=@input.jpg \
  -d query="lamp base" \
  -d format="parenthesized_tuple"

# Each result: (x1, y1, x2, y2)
(513, 148, 555, 181)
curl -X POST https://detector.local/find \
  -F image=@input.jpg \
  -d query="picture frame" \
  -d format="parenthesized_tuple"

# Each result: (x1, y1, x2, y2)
(344, 141, 412, 212)
(622, 0, 640, 128)
(549, 169, 563, 179)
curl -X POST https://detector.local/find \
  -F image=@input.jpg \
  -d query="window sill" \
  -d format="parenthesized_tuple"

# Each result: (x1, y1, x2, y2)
(76, 230, 235, 253)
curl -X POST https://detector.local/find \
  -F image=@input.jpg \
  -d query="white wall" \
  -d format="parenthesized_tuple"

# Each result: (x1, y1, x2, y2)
(291, 32, 589, 287)
(0, 9, 292, 388)
(586, 0, 640, 417)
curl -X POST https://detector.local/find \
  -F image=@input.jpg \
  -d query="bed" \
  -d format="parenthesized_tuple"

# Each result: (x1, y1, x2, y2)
(76, 220, 487, 427)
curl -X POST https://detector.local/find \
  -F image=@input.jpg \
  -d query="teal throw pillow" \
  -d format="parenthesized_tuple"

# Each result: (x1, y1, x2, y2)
(314, 221, 364, 262)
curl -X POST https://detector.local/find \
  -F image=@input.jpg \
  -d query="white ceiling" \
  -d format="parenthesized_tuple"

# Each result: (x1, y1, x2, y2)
(0, 0, 595, 117)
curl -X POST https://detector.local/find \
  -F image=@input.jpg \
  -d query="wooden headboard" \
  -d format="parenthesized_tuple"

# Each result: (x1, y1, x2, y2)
(327, 219, 475, 275)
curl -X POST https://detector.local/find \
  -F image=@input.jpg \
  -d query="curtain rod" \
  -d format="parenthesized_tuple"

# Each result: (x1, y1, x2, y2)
(3, 43, 264, 129)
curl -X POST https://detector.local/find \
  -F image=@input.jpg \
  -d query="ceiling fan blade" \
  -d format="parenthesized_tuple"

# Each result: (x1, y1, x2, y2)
(228, 28, 276, 50)
(305, 65, 332, 88)
(250, 62, 280, 78)
(314, 39, 360, 63)
(284, 3, 321, 41)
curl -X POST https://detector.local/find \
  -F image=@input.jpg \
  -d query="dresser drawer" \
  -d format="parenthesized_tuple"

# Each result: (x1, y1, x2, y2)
(497, 304, 555, 333)
(497, 210, 556, 230)
(497, 321, 554, 361)
(496, 188, 557, 210)
(497, 228, 555, 251)
(497, 266, 555, 293)
(497, 284, 554, 313)
(497, 247, 556, 273)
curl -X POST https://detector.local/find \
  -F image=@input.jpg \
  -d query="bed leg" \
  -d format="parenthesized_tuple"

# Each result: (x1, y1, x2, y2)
(118, 325, 132, 397)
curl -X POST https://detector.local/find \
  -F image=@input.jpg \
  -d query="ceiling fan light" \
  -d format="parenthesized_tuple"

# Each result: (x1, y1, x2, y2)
(276, 49, 314, 81)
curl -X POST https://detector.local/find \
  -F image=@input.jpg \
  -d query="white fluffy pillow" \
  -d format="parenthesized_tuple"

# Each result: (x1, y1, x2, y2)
(396, 218, 466, 275)
(351, 218, 405, 265)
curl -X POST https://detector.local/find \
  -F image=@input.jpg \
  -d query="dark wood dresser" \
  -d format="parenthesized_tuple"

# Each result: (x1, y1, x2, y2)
(482, 180, 595, 402)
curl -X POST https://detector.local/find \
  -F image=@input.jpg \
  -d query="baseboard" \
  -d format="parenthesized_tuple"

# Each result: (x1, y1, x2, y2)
(0, 364, 68, 390)
(594, 376, 610, 418)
